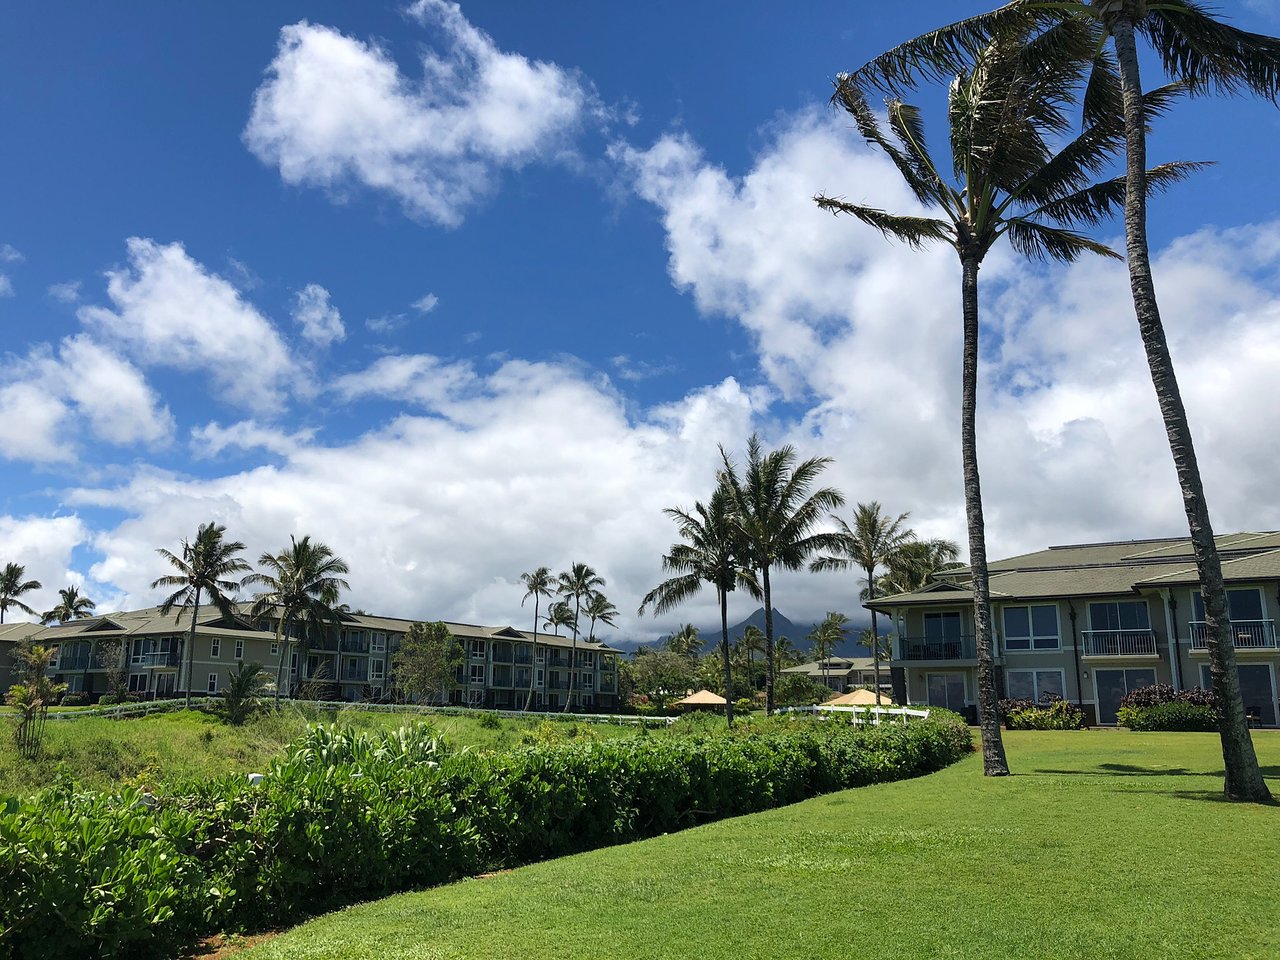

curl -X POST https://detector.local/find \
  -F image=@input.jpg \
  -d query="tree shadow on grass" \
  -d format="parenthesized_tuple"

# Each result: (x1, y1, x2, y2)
(1031, 763, 1280, 803)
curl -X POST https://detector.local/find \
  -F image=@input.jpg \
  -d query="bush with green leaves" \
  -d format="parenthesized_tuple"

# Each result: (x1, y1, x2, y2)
(1117, 701, 1217, 732)
(0, 714, 971, 960)
(1004, 699, 1085, 731)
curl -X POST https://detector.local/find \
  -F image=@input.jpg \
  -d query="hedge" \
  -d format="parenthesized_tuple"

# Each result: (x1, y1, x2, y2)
(0, 714, 971, 960)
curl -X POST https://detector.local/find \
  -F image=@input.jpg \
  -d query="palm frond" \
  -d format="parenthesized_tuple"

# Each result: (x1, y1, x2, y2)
(1141, 1, 1280, 101)
(831, 81, 947, 205)
(1001, 217, 1121, 262)
(1026, 160, 1209, 227)
(813, 196, 953, 249)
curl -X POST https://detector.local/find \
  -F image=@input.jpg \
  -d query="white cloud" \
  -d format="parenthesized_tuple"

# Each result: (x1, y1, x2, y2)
(0, 244, 23, 263)
(332, 353, 477, 411)
(0, 514, 92, 621)
(411, 293, 439, 314)
(243, 4, 591, 226)
(366, 313, 407, 334)
(611, 354, 677, 382)
(191, 420, 317, 459)
(292, 282, 346, 346)
(0, 275, 13, 298)
(79, 238, 296, 414)
(48, 280, 81, 303)
(0, 381, 71, 463)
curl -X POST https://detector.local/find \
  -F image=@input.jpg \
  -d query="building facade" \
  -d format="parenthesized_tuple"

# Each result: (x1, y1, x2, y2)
(781, 656, 886, 694)
(866, 532, 1280, 727)
(20, 605, 621, 711)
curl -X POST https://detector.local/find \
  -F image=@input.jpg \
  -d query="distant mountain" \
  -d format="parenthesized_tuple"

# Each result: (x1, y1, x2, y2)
(645, 607, 877, 659)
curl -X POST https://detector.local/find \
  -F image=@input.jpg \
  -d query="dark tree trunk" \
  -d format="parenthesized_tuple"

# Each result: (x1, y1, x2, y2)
(184, 590, 202, 710)
(720, 589, 735, 728)
(1111, 17, 1269, 802)
(867, 565, 882, 704)
(762, 566, 775, 715)
(563, 598, 580, 713)
(524, 596, 540, 713)
(961, 253, 1010, 777)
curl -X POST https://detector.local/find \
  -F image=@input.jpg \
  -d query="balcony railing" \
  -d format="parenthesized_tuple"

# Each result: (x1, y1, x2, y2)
(339, 637, 369, 654)
(898, 636, 976, 661)
(1189, 619, 1277, 650)
(139, 650, 181, 668)
(1081, 630, 1158, 657)
(342, 667, 369, 681)
(53, 654, 92, 672)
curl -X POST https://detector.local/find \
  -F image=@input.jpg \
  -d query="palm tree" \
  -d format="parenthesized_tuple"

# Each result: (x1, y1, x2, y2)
(245, 535, 350, 707)
(720, 434, 846, 714)
(813, 503, 914, 706)
(0, 563, 41, 624)
(640, 482, 760, 727)
(841, 2, 1280, 804)
(665, 624, 702, 660)
(809, 612, 850, 692)
(40, 585, 97, 625)
(582, 591, 619, 644)
(519, 566, 555, 712)
(734, 624, 766, 701)
(772, 635, 801, 672)
(152, 522, 251, 709)
(543, 600, 574, 636)
(875, 538, 963, 596)
(556, 563, 605, 712)
(814, 26, 1197, 775)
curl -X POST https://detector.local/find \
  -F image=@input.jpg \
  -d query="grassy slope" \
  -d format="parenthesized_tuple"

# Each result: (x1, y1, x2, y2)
(242, 731, 1280, 960)
(0, 708, 644, 795)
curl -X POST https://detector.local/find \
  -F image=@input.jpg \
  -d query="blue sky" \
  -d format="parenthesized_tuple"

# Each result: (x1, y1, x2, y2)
(2, 1, 1280, 639)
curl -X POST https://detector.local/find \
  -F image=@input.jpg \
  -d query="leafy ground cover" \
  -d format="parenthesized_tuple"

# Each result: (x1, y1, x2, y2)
(0, 707, 648, 794)
(240, 730, 1280, 960)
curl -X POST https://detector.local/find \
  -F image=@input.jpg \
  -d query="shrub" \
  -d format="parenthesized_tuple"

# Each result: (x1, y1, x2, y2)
(59, 693, 90, 707)
(1004, 699, 1085, 731)
(1118, 683, 1216, 711)
(476, 711, 502, 730)
(0, 715, 971, 960)
(1117, 701, 1217, 732)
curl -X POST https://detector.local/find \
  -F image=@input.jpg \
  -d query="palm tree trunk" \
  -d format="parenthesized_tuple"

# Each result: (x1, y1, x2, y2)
(1111, 17, 1269, 802)
(867, 564, 882, 705)
(961, 253, 1010, 777)
(185, 591, 202, 710)
(524, 597, 540, 713)
(81, 638, 95, 699)
(720, 589, 735, 728)
(762, 566, 775, 715)
(273, 614, 289, 708)
(563, 601, 579, 713)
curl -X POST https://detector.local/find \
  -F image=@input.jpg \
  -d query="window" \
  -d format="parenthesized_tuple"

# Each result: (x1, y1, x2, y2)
(1003, 605, 1060, 651)
(1193, 588, 1265, 622)
(1006, 669, 1065, 702)
(536, 668, 544, 688)
(924, 611, 963, 640)
(234, 639, 244, 660)
(1088, 601, 1150, 632)
(131, 638, 146, 665)
(290, 652, 299, 674)
(270, 640, 279, 656)
(207, 673, 218, 694)
(470, 663, 486, 684)
(65, 675, 83, 693)
(926, 672, 966, 711)
(582, 671, 594, 690)
(372, 632, 386, 653)
(128, 673, 148, 693)
(210, 637, 221, 658)
(371, 658, 384, 680)
(470, 639, 486, 659)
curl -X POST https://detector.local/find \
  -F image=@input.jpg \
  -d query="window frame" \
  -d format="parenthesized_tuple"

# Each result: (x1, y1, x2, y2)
(210, 637, 221, 659)
(207, 672, 218, 694)
(1002, 604, 1061, 652)
(1005, 667, 1066, 703)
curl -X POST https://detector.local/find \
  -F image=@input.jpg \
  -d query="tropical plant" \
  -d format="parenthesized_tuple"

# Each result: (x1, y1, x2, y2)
(874, 537, 963, 595)
(772, 635, 801, 671)
(813, 502, 915, 705)
(839, 0, 1280, 805)
(556, 563, 605, 712)
(151, 522, 251, 709)
(543, 600, 575, 636)
(639, 480, 760, 727)
(245, 535, 351, 707)
(582, 591, 619, 644)
(0, 562, 41, 623)
(5, 644, 64, 758)
(808, 612, 851, 691)
(96, 637, 128, 702)
(219, 661, 268, 725)
(519, 566, 555, 711)
(734, 624, 766, 700)
(392, 621, 462, 705)
(39, 585, 96, 625)
(665, 624, 702, 660)
(813, 23, 1198, 775)
(720, 434, 846, 714)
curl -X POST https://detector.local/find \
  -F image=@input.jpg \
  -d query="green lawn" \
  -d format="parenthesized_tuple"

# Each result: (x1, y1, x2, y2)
(0, 707, 648, 795)
(240, 730, 1280, 960)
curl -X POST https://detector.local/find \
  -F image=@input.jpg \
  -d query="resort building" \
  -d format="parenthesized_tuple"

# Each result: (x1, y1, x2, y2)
(865, 532, 1280, 727)
(781, 655, 887, 694)
(22, 604, 621, 711)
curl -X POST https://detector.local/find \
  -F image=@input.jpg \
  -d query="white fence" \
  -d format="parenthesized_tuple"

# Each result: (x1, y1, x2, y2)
(778, 705, 930, 725)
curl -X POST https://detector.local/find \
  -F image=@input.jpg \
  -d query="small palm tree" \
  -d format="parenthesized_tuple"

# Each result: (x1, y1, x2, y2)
(808, 613, 850, 692)
(813, 503, 915, 705)
(543, 600, 575, 636)
(519, 566, 555, 711)
(219, 661, 268, 725)
(152, 522, 251, 709)
(245, 535, 350, 707)
(0, 563, 41, 624)
(640, 481, 760, 727)
(815, 25, 1195, 775)
(556, 563, 605, 712)
(773, 635, 801, 672)
(720, 434, 846, 714)
(665, 624, 702, 660)
(843, 0, 1280, 803)
(39, 585, 96, 625)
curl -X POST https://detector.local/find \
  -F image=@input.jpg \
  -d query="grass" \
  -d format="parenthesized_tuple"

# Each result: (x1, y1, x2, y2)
(239, 730, 1280, 960)
(0, 707, 649, 795)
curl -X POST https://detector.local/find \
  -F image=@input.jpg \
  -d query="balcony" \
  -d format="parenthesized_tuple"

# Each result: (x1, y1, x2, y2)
(341, 666, 369, 682)
(339, 636, 369, 654)
(1189, 619, 1277, 651)
(1081, 630, 1158, 658)
(139, 650, 181, 668)
(898, 636, 976, 661)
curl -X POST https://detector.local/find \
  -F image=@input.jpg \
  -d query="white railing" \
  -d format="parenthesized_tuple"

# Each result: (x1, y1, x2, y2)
(1189, 619, 1277, 650)
(1081, 630, 1157, 657)
(779, 705, 930, 725)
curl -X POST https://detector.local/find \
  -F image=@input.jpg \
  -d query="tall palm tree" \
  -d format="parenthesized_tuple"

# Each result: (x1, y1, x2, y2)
(809, 612, 850, 692)
(814, 25, 1196, 775)
(519, 566, 555, 712)
(734, 624, 766, 701)
(543, 600, 574, 636)
(556, 563, 604, 713)
(0, 563, 41, 624)
(772, 635, 801, 672)
(665, 624, 703, 660)
(40, 585, 97, 625)
(720, 434, 846, 714)
(640, 482, 760, 727)
(582, 591, 619, 644)
(874, 538, 963, 596)
(152, 522, 251, 709)
(245, 535, 350, 707)
(841, 2, 1280, 804)
(813, 503, 914, 705)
